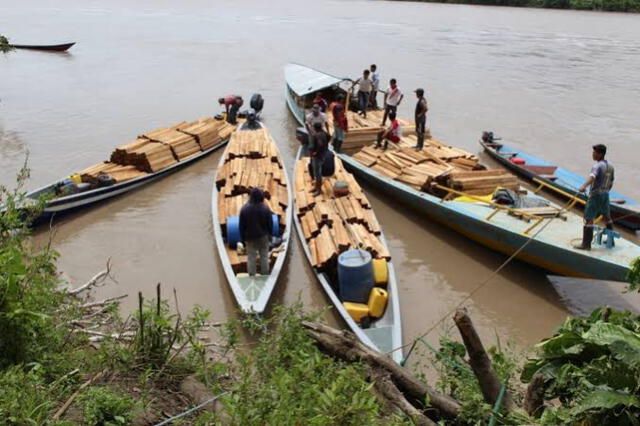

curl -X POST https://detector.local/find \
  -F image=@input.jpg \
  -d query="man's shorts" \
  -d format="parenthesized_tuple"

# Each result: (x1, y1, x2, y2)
(333, 127, 344, 141)
(584, 192, 610, 220)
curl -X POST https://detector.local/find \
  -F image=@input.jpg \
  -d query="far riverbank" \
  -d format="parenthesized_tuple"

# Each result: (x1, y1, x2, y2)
(390, 0, 640, 12)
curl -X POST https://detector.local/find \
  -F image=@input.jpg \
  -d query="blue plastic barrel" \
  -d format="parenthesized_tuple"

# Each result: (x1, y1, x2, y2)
(338, 249, 373, 303)
(271, 214, 280, 237)
(227, 216, 240, 248)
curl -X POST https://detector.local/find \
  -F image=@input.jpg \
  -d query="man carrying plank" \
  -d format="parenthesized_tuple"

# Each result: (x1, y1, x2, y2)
(309, 122, 330, 195)
(239, 188, 273, 276)
(376, 111, 401, 151)
(573, 144, 615, 251)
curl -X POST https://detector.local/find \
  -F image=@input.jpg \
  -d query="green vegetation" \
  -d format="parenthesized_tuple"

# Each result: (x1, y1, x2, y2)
(522, 306, 640, 424)
(78, 387, 137, 426)
(0, 34, 14, 53)
(396, 0, 640, 12)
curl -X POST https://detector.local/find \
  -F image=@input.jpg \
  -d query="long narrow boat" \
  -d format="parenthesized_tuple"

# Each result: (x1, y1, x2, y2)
(24, 117, 235, 223)
(284, 63, 640, 282)
(9, 42, 76, 52)
(480, 139, 640, 231)
(211, 122, 292, 315)
(292, 146, 403, 363)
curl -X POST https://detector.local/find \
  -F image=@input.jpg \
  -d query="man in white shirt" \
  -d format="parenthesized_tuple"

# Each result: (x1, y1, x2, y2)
(354, 69, 373, 118)
(381, 78, 404, 126)
(369, 64, 380, 109)
(305, 104, 329, 137)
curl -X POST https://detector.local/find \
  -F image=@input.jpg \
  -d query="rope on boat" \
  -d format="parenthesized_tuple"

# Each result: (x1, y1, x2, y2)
(397, 197, 578, 366)
(153, 391, 229, 425)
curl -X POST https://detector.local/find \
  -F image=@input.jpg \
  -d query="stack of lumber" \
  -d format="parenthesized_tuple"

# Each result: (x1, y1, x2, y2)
(294, 157, 389, 271)
(216, 129, 289, 274)
(325, 110, 416, 154)
(143, 127, 201, 161)
(108, 118, 235, 174)
(177, 118, 234, 151)
(447, 170, 518, 194)
(79, 162, 147, 184)
(352, 131, 519, 196)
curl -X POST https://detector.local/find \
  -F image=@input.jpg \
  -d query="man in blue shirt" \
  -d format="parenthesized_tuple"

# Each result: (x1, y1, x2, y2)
(574, 144, 615, 250)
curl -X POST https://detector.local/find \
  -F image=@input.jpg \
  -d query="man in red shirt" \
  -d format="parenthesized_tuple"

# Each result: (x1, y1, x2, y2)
(376, 111, 401, 150)
(218, 95, 243, 124)
(329, 95, 349, 153)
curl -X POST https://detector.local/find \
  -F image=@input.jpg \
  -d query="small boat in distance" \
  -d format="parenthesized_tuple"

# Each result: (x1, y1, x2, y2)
(9, 42, 76, 52)
(480, 137, 640, 231)
(211, 122, 292, 315)
(284, 63, 640, 282)
(292, 146, 403, 363)
(23, 117, 235, 223)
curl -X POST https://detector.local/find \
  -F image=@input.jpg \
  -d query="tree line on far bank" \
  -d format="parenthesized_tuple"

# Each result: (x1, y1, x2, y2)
(397, 0, 640, 12)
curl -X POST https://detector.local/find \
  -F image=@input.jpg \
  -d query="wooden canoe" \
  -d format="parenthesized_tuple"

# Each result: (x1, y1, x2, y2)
(284, 63, 640, 282)
(23, 117, 234, 223)
(292, 146, 403, 363)
(211, 122, 292, 315)
(10, 42, 75, 52)
(480, 139, 640, 231)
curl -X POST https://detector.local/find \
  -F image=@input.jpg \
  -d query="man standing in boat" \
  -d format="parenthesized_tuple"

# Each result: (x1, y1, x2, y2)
(574, 144, 615, 251)
(305, 104, 329, 137)
(376, 111, 401, 150)
(414, 88, 428, 151)
(329, 95, 348, 153)
(309, 122, 330, 195)
(239, 188, 273, 276)
(369, 64, 380, 109)
(354, 69, 373, 118)
(218, 95, 243, 125)
(381, 79, 404, 126)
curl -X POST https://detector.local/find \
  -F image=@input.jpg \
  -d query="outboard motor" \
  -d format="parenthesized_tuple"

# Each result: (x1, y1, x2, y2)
(240, 108, 262, 130)
(481, 131, 494, 143)
(250, 93, 264, 116)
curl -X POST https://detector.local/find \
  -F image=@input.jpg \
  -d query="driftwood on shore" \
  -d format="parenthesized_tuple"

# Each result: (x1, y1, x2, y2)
(304, 308, 524, 423)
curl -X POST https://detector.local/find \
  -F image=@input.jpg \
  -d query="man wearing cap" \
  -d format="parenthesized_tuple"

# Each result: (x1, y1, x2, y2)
(239, 188, 273, 276)
(305, 104, 329, 137)
(381, 78, 403, 126)
(414, 88, 428, 150)
(329, 95, 349, 153)
(573, 144, 615, 250)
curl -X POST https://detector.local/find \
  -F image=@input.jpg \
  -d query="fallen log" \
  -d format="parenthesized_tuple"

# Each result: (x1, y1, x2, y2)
(453, 308, 516, 412)
(524, 373, 547, 418)
(302, 321, 461, 420)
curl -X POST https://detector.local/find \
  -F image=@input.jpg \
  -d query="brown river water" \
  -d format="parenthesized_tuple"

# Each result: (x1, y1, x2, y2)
(2, 0, 640, 356)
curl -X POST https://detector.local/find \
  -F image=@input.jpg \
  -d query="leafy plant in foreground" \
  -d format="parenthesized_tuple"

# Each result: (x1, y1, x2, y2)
(79, 386, 137, 426)
(522, 307, 640, 425)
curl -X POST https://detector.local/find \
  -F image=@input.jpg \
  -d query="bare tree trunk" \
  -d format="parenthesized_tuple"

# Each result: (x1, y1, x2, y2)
(453, 308, 515, 411)
(370, 370, 437, 426)
(303, 321, 461, 420)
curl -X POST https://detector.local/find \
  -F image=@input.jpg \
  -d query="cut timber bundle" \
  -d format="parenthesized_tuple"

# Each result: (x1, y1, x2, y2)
(79, 162, 148, 184)
(448, 170, 518, 191)
(130, 142, 177, 173)
(177, 118, 233, 151)
(142, 127, 200, 161)
(293, 157, 390, 271)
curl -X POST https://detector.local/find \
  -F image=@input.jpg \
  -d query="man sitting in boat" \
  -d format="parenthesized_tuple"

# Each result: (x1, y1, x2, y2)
(239, 188, 273, 276)
(218, 95, 243, 125)
(305, 104, 329, 137)
(574, 144, 615, 251)
(309, 122, 330, 195)
(376, 111, 401, 150)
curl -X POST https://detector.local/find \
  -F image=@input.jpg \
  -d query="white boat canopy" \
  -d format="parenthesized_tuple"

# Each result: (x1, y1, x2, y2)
(284, 63, 346, 97)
